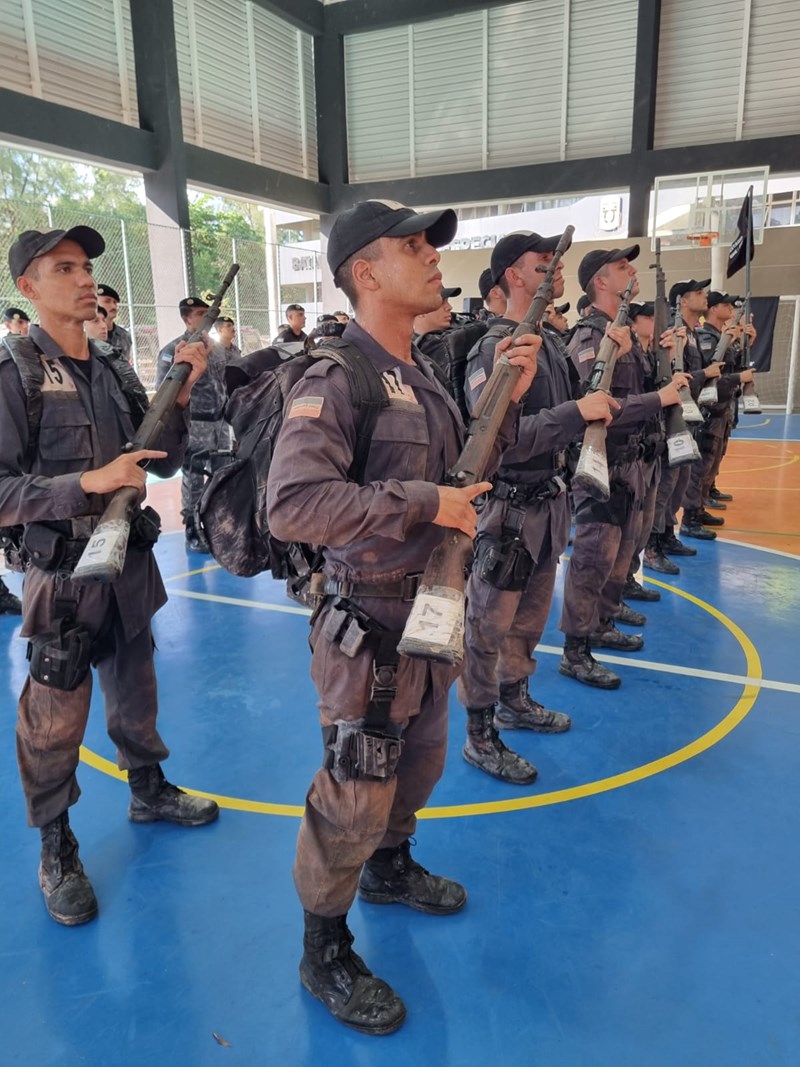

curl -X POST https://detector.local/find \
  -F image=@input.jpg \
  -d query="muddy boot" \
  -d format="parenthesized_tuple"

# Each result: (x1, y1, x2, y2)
(39, 811, 98, 926)
(559, 635, 621, 689)
(128, 764, 219, 826)
(300, 911, 407, 1035)
(698, 509, 724, 527)
(622, 576, 660, 602)
(495, 679, 570, 733)
(680, 510, 717, 540)
(643, 534, 680, 575)
(589, 618, 644, 652)
(0, 577, 21, 614)
(660, 527, 697, 557)
(359, 840, 466, 914)
(705, 497, 727, 511)
(184, 519, 210, 555)
(614, 602, 646, 627)
(463, 707, 538, 785)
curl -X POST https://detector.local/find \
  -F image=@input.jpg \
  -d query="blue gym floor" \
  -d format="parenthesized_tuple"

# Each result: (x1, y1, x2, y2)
(2, 414, 799, 1066)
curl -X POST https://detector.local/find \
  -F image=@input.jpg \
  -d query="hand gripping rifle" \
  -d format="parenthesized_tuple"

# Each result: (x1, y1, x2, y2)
(570, 276, 636, 501)
(397, 225, 574, 665)
(739, 295, 762, 413)
(72, 264, 240, 584)
(652, 239, 699, 466)
(671, 298, 704, 426)
(697, 302, 745, 407)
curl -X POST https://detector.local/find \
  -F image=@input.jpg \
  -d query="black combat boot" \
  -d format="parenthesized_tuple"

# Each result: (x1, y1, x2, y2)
(710, 485, 733, 502)
(495, 679, 571, 733)
(559, 636, 621, 689)
(680, 510, 717, 540)
(128, 764, 219, 826)
(463, 707, 538, 784)
(299, 911, 407, 1035)
(643, 534, 680, 575)
(705, 497, 727, 511)
(184, 520, 210, 555)
(358, 839, 467, 914)
(39, 811, 98, 926)
(0, 578, 21, 614)
(622, 576, 661, 602)
(660, 527, 697, 556)
(698, 509, 724, 527)
(614, 602, 647, 627)
(588, 618, 644, 652)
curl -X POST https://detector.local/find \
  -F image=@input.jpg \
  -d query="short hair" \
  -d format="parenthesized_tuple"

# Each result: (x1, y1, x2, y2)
(286, 303, 305, 314)
(585, 264, 610, 305)
(332, 239, 382, 310)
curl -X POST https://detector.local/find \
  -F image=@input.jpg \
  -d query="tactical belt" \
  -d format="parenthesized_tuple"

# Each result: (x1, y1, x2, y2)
(309, 573, 422, 602)
(492, 477, 566, 504)
(607, 439, 644, 465)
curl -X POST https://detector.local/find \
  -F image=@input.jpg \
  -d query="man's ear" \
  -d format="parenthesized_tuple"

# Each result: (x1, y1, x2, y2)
(351, 256, 380, 294)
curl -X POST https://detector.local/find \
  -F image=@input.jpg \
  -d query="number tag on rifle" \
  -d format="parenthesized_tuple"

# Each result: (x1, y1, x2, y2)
(397, 587, 464, 665)
(742, 392, 762, 412)
(698, 383, 718, 406)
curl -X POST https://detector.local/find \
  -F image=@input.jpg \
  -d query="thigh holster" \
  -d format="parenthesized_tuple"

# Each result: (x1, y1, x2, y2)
(473, 500, 533, 592)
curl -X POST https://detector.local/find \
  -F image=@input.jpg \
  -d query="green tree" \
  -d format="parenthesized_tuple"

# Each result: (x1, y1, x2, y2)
(188, 193, 263, 294)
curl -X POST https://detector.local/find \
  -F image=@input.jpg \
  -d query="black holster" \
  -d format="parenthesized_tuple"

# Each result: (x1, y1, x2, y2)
(473, 502, 533, 591)
(27, 617, 91, 691)
(574, 478, 633, 528)
(129, 505, 161, 551)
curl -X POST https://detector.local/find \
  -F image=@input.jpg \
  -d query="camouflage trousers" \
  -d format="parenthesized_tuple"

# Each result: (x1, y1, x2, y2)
(181, 419, 233, 523)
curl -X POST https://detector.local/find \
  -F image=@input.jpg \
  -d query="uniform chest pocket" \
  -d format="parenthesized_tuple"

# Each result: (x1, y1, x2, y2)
(367, 406, 430, 481)
(39, 403, 93, 460)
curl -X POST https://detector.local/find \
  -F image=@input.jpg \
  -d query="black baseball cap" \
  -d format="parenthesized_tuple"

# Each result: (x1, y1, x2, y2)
(706, 291, 736, 309)
(554, 302, 570, 315)
(179, 296, 210, 313)
(577, 244, 640, 292)
(630, 301, 655, 318)
(327, 200, 458, 278)
(478, 268, 495, 300)
(491, 232, 561, 285)
(577, 294, 591, 313)
(97, 284, 121, 301)
(2, 306, 30, 323)
(668, 278, 711, 305)
(215, 315, 235, 324)
(8, 226, 105, 280)
(441, 286, 461, 301)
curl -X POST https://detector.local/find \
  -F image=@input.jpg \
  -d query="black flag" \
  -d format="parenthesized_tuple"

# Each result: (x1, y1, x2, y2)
(727, 186, 755, 279)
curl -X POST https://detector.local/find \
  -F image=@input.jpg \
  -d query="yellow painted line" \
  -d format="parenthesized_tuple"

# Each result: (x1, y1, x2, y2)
(720, 455, 800, 475)
(165, 563, 221, 582)
(81, 578, 763, 820)
(169, 588, 311, 616)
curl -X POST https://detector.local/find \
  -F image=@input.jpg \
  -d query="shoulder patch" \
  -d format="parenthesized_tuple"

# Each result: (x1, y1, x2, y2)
(288, 395, 324, 419)
(468, 366, 487, 392)
(577, 346, 596, 364)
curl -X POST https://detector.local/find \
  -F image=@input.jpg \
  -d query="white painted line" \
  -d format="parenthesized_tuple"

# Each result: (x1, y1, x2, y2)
(714, 538, 800, 562)
(168, 588, 800, 695)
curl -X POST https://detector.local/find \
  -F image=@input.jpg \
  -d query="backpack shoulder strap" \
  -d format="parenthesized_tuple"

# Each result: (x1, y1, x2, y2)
(0, 334, 45, 464)
(313, 339, 388, 484)
(93, 343, 149, 429)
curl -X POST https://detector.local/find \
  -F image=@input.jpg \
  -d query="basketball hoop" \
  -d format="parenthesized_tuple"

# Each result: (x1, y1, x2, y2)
(686, 232, 720, 248)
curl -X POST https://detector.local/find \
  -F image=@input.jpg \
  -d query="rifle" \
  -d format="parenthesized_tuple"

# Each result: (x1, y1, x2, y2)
(570, 276, 636, 501)
(697, 303, 745, 406)
(671, 299, 704, 426)
(739, 297, 762, 412)
(652, 239, 699, 466)
(72, 264, 240, 584)
(397, 225, 574, 665)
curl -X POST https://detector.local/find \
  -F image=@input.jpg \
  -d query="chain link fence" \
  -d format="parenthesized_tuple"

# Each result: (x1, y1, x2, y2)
(0, 199, 322, 388)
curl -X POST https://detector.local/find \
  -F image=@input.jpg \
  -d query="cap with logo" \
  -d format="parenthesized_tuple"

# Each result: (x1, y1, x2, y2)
(97, 284, 121, 302)
(490, 232, 561, 285)
(215, 315, 235, 324)
(2, 306, 31, 323)
(667, 278, 711, 306)
(577, 244, 640, 292)
(8, 226, 105, 280)
(179, 296, 211, 313)
(327, 200, 458, 279)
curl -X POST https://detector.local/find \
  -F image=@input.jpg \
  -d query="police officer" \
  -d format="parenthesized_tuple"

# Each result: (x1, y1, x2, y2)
(559, 247, 681, 688)
(214, 314, 241, 359)
(1, 226, 218, 927)
(273, 303, 307, 345)
(577, 294, 591, 318)
(3, 307, 31, 335)
(479, 266, 507, 318)
(96, 284, 133, 364)
(267, 200, 539, 1035)
(544, 301, 570, 336)
(157, 297, 224, 552)
(457, 233, 618, 784)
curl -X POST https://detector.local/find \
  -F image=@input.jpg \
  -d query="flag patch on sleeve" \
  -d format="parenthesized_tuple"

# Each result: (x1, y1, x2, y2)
(468, 367, 487, 391)
(577, 346, 596, 363)
(288, 396, 325, 419)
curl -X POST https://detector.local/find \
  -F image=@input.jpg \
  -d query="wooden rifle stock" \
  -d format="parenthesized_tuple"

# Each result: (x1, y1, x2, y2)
(72, 264, 240, 584)
(570, 277, 636, 501)
(698, 304, 745, 407)
(397, 227, 574, 664)
(652, 239, 699, 466)
(671, 301, 704, 425)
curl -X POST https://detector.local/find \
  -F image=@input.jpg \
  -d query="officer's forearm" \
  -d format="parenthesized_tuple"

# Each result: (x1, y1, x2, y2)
(500, 401, 584, 466)
(609, 392, 662, 432)
(0, 471, 90, 527)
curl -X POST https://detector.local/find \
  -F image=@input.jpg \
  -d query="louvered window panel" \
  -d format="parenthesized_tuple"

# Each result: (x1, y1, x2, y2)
(173, 0, 199, 145)
(412, 11, 485, 177)
(566, 0, 636, 160)
(345, 27, 412, 182)
(0, 0, 137, 125)
(655, 0, 746, 149)
(193, 0, 256, 162)
(743, 1, 800, 139)
(487, 1, 565, 168)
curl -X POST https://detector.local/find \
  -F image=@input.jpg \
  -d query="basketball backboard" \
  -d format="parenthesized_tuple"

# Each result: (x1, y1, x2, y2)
(650, 167, 769, 251)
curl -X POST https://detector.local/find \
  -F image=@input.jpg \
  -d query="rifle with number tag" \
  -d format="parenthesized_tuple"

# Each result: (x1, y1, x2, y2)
(72, 264, 240, 584)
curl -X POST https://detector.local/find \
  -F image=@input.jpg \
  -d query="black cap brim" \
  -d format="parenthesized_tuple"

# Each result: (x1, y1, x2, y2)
(609, 243, 640, 265)
(38, 226, 105, 264)
(383, 208, 458, 249)
(441, 287, 462, 300)
(555, 302, 570, 314)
